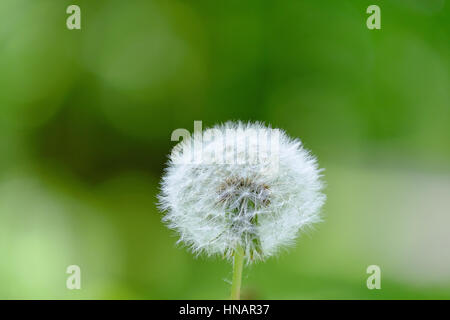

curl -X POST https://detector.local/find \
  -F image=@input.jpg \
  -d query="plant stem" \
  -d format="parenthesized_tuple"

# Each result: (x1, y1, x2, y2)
(230, 245, 244, 300)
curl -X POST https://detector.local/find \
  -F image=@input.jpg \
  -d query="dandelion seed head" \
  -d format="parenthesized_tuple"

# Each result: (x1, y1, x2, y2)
(158, 121, 325, 262)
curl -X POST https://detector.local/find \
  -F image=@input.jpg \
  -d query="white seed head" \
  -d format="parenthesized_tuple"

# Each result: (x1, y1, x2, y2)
(158, 121, 325, 262)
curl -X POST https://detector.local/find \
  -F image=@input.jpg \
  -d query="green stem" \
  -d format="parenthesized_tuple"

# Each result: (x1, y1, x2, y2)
(230, 245, 245, 300)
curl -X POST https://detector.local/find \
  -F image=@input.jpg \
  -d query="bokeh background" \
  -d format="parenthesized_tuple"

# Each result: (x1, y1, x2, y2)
(0, 0, 449, 299)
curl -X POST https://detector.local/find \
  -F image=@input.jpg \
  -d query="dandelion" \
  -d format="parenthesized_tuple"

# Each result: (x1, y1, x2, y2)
(158, 121, 325, 299)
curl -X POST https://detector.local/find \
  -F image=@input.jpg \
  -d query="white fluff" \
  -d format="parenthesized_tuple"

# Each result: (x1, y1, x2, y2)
(158, 121, 325, 262)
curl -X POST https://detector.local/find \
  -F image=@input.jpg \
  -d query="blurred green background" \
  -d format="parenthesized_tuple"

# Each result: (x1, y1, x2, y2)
(0, 0, 449, 299)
